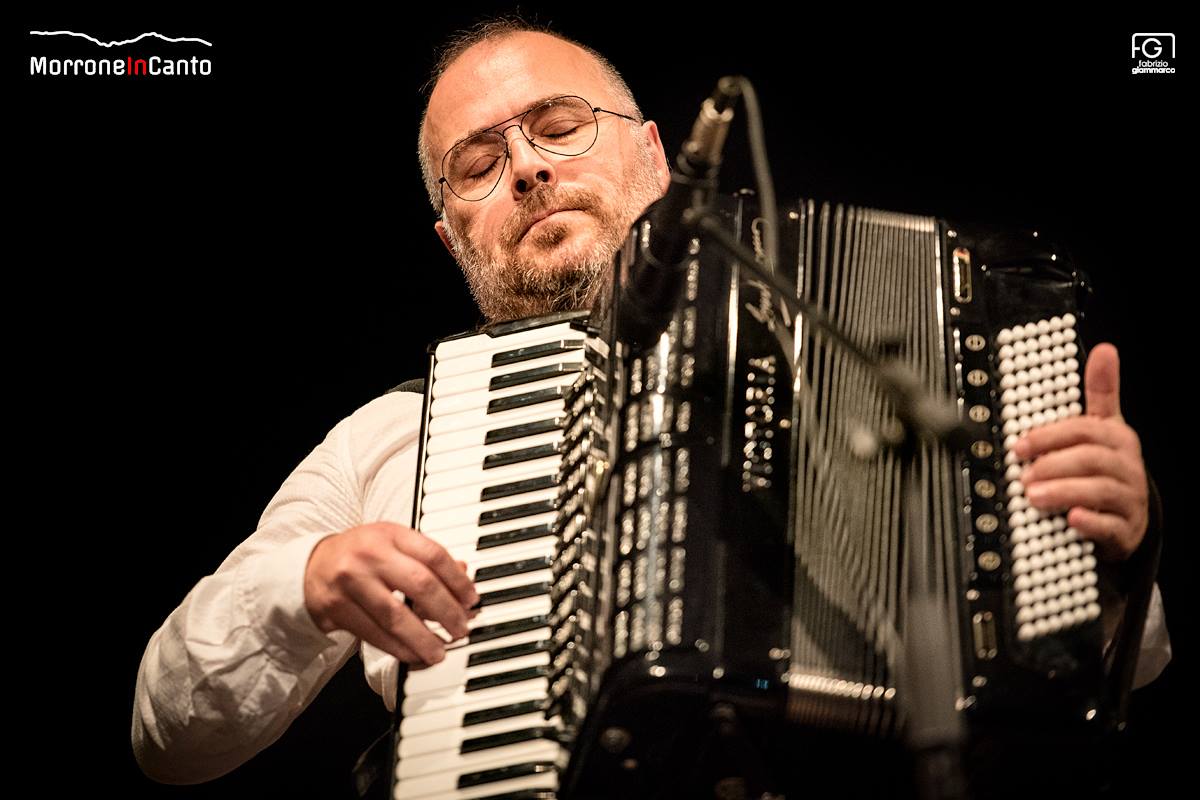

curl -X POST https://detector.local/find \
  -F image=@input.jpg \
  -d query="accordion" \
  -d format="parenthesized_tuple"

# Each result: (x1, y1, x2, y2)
(388, 194, 1148, 799)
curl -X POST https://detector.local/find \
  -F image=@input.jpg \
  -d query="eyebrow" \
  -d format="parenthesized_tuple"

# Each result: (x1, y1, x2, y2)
(458, 93, 569, 142)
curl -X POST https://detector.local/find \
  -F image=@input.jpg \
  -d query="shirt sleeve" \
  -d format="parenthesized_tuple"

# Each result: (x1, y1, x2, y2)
(1132, 581, 1171, 689)
(131, 411, 363, 785)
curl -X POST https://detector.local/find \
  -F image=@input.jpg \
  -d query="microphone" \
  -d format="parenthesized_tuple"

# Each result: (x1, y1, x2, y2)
(619, 78, 741, 334)
(646, 77, 740, 268)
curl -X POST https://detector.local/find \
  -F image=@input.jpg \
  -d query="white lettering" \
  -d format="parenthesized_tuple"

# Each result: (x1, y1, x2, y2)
(28, 55, 211, 78)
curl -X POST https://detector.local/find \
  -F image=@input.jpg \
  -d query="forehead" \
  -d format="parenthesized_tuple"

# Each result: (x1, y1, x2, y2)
(426, 32, 616, 157)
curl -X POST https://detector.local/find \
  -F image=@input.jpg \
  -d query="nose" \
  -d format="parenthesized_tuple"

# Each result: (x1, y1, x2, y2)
(501, 125, 557, 200)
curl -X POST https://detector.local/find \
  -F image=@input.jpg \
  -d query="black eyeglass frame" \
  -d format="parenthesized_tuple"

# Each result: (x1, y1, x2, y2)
(436, 94, 639, 214)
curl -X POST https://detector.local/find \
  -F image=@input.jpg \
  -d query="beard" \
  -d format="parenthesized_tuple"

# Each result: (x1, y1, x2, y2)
(441, 137, 665, 322)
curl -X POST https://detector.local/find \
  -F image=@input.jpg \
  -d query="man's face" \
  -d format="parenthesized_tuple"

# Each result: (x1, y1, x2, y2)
(426, 32, 671, 321)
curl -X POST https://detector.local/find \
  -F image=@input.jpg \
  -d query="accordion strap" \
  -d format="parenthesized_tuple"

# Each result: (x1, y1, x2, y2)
(1104, 471, 1165, 723)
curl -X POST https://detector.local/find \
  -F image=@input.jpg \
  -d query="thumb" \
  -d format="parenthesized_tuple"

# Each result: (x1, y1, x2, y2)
(1085, 342, 1122, 419)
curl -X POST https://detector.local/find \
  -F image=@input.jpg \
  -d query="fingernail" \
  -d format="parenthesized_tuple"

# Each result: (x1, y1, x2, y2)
(1020, 467, 1032, 484)
(1026, 483, 1045, 502)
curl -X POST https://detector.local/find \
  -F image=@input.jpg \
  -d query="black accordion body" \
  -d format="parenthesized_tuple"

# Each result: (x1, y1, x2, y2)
(390, 194, 1144, 799)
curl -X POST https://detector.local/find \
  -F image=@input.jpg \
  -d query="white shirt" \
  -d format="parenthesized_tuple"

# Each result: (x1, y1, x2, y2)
(130, 389, 1173, 785)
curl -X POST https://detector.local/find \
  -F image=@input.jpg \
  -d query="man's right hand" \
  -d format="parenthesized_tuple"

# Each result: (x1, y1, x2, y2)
(303, 522, 480, 667)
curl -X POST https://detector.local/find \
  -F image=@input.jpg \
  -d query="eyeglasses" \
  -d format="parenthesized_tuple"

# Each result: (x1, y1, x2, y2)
(438, 94, 638, 211)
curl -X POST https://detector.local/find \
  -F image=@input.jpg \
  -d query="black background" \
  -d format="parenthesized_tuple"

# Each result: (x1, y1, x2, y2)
(17, 6, 1189, 798)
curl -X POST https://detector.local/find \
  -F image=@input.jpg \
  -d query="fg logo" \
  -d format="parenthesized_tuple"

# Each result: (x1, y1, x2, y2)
(1131, 33, 1175, 59)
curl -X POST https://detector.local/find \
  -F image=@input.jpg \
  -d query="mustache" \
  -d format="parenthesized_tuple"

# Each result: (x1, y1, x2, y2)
(500, 184, 601, 248)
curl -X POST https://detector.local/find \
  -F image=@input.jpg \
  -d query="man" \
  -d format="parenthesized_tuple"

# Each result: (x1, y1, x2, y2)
(132, 18, 1169, 787)
(132, 20, 671, 785)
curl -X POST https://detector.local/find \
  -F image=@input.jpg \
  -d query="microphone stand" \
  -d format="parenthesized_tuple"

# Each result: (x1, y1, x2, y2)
(628, 73, 971, 798)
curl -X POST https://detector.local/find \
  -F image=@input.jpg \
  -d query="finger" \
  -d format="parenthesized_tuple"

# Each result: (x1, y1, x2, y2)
(393, 528, 480, 608)
(329, 591, 440, 666)
(1012, 416, 1127, 460)
(1067, 507, 1134, 561)
(1025, 476, 1137, 518)
(1085, 343, 1122, 420)
(411, 598, 475, 640)
(1020, 443, 1139, 486)
(380, 552, 472, 639)
(349, 577, 450, 664)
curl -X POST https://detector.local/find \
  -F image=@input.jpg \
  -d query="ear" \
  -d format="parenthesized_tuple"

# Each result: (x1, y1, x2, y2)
(434, 218, 456, 258)
(641, 120, 672, 196)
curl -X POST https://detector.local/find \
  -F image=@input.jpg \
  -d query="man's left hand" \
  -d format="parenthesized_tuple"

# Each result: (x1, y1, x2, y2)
(1012, 343, 1149, 561)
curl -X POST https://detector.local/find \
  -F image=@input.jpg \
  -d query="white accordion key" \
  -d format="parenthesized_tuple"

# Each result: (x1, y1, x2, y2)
(431, 353, 586, 399)
(425, 407, 561, 456)
(399, 683, 549, 738)
(430, 372, 581, 418)
(431, 320, 584, 361)
(393, 741, 565, 799)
